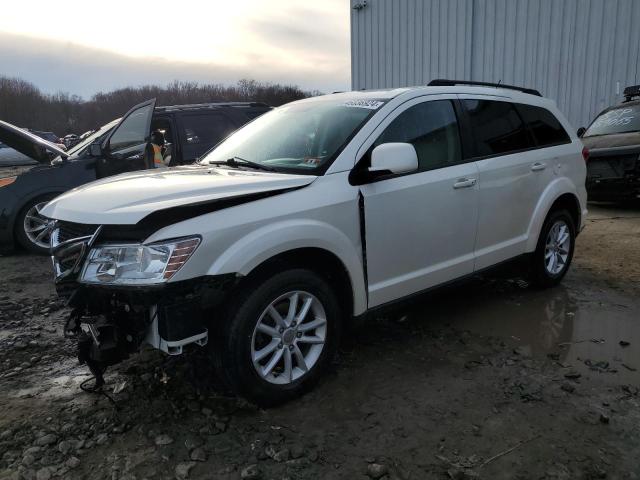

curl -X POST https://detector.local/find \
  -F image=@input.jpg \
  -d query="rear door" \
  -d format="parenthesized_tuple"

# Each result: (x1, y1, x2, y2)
(178, 111, 239, 162)
(358, 96, 479, 307)
(459, 96, 543, 270)
(96, 99, 156, 179)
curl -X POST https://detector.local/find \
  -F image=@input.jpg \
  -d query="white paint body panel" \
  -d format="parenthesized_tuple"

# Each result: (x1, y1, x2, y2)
(362, 162, 479, 306)
(41, 166, 316, 224)
(44, 86, 587, 317)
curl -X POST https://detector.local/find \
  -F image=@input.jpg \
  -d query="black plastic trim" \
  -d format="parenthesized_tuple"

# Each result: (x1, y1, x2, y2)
(357, 191, 369, 304)
(429, 79, 542, 97)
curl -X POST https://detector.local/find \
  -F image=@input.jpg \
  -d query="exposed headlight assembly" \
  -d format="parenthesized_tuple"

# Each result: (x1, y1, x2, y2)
(81, 236, 200, 285)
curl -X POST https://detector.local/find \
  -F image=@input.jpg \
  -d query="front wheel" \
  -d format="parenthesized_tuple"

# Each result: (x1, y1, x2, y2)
(15, 196, 56, 254)
(215, 269, 342, 406)
(529, 209, 576, 288)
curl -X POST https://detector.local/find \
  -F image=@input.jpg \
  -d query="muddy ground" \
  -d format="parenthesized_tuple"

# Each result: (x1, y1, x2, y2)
(0, 204, 639, 480)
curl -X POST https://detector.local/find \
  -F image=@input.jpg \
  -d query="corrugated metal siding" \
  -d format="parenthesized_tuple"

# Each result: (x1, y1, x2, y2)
(351, 0, 640, 127)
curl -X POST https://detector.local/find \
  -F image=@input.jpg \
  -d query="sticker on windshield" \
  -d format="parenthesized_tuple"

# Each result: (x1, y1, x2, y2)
(343, 100, 384, 110)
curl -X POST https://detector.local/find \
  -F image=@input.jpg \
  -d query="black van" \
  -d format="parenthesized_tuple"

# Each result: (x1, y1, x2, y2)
(0, 99, 271, 253)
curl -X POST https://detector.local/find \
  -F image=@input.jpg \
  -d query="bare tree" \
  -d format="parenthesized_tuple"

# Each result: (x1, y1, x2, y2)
(0, 76, 316, 136)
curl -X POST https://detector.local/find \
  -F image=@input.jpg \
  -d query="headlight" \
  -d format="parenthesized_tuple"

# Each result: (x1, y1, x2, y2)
(80, 236, 200, 285)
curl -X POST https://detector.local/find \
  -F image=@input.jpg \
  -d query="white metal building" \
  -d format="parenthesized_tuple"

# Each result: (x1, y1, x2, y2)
(350, 0, 640, 127)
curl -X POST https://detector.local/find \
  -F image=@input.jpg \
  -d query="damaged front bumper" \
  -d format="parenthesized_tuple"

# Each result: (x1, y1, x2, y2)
(62, 276, 236, 379)
(49, 223, 237, 381)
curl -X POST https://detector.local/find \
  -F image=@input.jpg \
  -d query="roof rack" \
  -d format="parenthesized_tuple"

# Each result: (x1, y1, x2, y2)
(623, 85, 640, 102)
(155, 102, 271, 111)
(428, 79, 542, 97)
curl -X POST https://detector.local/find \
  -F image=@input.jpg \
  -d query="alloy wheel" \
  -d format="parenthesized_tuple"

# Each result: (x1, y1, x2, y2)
(251, 290, 327, 385)
(23, 202, 52, 250)
(544, 220, 571, 275)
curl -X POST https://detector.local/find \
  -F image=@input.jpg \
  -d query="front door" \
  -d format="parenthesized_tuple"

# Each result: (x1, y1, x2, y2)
(96, 99, 156, 179)
(358, 97, 479, 307)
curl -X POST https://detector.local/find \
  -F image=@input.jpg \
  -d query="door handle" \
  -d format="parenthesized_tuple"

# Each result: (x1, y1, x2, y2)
(453, 178, 477, 189)
(531, 162, 546, 171)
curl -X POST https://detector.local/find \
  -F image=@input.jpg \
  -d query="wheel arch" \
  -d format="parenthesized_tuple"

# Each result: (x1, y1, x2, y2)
(201, 219, 367, 316)
(526, 179, 582, 252)
(237, 247, 356, 321)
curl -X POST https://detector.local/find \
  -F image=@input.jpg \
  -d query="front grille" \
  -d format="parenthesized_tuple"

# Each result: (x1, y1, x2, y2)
(55, 221, 99, 244)
(50, 221, 100, 282)
(587, 154, 638, 180)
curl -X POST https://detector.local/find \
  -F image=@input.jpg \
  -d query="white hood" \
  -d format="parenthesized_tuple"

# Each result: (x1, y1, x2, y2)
(41, 165, 316, 224)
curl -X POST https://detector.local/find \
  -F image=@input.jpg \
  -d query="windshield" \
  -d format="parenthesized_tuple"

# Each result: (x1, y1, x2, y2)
(200, 99, 383, 173)
(584, 104, 640, 137)
(66, 119, 120, 158)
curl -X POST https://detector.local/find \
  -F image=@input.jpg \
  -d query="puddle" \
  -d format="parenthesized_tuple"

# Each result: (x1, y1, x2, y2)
(399, 280, 640, 385)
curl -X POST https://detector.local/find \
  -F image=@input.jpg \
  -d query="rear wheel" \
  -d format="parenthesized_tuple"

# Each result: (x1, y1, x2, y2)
(15, 196, 55, 254)
(214, 268, 341, 406)
(529, 209, 575, 288)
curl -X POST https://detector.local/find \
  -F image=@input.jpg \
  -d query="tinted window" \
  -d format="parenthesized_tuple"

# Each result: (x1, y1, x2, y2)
(463, 100, 534, 156)
(374, 100, 462, 171)
(516, 104, 570, 146)
(181, 113, 237, 146)
(108, 104, 154, 152)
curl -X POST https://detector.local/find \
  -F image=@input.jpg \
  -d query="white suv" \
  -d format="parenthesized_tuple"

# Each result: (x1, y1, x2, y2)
(43, 81, 587, 405)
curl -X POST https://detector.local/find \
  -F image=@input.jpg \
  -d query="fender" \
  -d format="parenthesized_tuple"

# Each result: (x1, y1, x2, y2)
(206, 219, 367, 316)
(525, 177, 580, 252)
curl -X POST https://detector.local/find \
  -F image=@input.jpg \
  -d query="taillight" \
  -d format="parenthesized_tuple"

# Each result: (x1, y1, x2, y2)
(582, 146, 590, 162)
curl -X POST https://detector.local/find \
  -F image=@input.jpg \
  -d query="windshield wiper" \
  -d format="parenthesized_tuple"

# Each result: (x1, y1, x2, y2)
(209, 157, 276, 172)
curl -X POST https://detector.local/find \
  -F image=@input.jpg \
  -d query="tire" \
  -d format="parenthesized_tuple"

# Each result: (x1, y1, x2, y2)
(15, 195, 56, 254)
(213, 268, 342, 406)
(528, 209, 576, 288)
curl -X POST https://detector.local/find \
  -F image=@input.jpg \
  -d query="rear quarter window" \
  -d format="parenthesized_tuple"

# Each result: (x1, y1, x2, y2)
(462, 99, 535, 157)
(515, 104, 571, 147)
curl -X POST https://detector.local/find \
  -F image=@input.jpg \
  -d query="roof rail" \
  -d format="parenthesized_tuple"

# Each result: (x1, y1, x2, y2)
(156, 102, 271, 111)
(623, 85, 640, 102)
(428, 79, 542, 97)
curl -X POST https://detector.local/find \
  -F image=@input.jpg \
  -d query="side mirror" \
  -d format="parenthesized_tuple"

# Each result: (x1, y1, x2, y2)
(577, 127, 586, 138)
(89, 143, 102, 157)
(369, 143, 418, 175)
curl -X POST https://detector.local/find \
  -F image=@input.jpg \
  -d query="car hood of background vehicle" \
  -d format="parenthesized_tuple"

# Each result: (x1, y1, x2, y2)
(582, 131, 640, 149)
(0, 120, 67, 163)
(41, 166, 317, 225)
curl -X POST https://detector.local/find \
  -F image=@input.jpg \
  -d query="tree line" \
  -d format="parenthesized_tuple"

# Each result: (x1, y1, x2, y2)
(0, 76, 318, 136)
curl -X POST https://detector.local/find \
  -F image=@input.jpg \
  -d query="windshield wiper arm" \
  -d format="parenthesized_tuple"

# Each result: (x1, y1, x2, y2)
(209, 157, 276, 172)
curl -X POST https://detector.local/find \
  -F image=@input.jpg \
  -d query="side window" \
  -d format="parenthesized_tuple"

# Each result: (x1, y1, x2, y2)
(515, 104, 571, 147)
(108, 104, 154, 152)
(181, 113, 237, 146)
(374, 100, 462, 171)
(462, 100, 534, 157)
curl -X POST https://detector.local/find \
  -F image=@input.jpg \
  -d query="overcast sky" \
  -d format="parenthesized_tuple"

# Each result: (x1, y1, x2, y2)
(0, 0, 351, 98)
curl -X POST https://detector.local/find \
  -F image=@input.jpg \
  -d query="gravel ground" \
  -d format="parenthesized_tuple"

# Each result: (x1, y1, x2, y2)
(0, 204, 639, 480)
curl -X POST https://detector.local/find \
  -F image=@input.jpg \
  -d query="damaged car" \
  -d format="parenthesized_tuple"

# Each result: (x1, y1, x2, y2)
(579, 85, 640, 201)
(38, 82, 586, 405)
